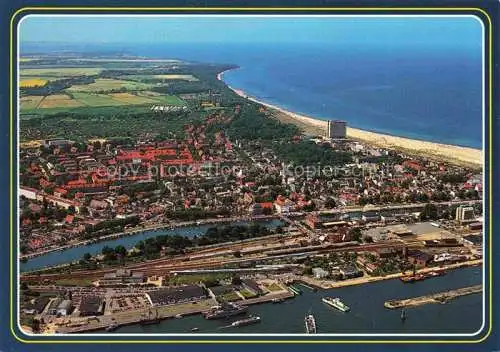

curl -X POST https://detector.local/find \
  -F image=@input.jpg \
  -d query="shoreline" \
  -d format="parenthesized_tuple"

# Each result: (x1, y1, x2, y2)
(217, 70, 482, 167)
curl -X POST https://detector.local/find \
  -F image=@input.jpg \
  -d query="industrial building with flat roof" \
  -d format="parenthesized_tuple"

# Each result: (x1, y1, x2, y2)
(79, 296, 105, 316)
(145, 285, 207, 306)
(99, 269, 145, 286)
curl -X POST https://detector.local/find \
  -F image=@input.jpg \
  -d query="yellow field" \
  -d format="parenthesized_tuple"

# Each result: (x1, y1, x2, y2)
(37, 94, 84, 108)
(153, 74, 199, 81)
(20, 95, 45, 109)
(108, 92, 157, 104)
(20, 79, 48, 88)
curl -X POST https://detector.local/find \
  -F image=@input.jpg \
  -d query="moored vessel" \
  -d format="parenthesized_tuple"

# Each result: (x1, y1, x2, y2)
(105, 323, 118, 332)
(140, 308, 161, 325)
(203, 302, 248, 320)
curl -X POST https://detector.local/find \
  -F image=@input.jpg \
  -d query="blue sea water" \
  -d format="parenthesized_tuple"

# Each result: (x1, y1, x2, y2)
(22, 42, 483, 148)
(133, 42, 483, 149)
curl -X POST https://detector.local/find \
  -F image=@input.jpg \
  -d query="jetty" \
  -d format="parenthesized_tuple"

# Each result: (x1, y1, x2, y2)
(384, 285, 482, 309)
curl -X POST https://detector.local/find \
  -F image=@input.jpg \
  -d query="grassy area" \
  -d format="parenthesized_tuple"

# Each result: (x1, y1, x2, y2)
(70, 92, 126, 107)
(238, 288, 258, 299)
(66, 78, 152, 92)
(264, 283, 284, 292)
(219, 291, 241, 302)
(154, 74, 199, 81)
(20, 95, 44, 109)
(20, 67, 102, 77)
(147, 94, 186, 106)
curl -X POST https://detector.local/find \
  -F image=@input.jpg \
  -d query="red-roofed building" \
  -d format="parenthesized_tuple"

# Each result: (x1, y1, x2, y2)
(403, 160, 422, 172)
(65, 214, 75, 224)
(54, 187, 68, 197)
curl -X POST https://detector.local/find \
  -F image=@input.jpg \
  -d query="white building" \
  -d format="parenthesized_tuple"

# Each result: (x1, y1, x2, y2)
(455, 205, 475, 223)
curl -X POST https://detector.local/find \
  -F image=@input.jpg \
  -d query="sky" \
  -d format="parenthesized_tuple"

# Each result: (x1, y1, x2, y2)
(19, 15, 483, 48)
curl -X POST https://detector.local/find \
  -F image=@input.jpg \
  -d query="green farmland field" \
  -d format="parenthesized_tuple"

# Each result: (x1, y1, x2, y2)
(66, 78, 152, 92)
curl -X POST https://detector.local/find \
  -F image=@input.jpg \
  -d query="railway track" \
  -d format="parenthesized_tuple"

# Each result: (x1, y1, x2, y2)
(21, 241, 414, 282)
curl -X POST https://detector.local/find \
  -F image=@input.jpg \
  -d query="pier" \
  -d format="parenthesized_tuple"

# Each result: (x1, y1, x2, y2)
(384, 285, 482, 309)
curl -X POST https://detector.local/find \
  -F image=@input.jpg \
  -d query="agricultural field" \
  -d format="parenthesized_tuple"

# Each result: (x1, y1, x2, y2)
(20, 79, 48, 88)
(136, 91, 186, 106)
(20, 95, 44, 109)
(107, 92, 158, 105)
(153, 74, 199, 81)
(20, 67, 102, 77)
(66, 78, 152, 93)
(38, 94, 85, 109)
(20, 75, 71, 82)
(70, 92, 124, 107)
(20, 91, 186, 111)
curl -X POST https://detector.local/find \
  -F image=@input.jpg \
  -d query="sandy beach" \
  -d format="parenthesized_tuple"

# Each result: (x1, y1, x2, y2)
(217, 71, 482, 167)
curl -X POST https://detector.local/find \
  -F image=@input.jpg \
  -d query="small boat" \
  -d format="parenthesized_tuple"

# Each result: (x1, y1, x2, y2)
(305, 314, 317, 334)
(191, 327, 199, 332)
(401, 308, 407, 321)
(175, 314, 183, 319)
(105, 323, 118, 332)
(272, 298, 285, 304)
(230, 315, 261, 327)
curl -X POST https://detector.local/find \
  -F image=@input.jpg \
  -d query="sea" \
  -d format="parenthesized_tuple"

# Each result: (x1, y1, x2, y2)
(21, 41, 482, 148)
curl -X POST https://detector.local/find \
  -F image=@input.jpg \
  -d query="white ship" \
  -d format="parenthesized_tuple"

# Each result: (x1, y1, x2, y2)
(322, 297, 350, 312)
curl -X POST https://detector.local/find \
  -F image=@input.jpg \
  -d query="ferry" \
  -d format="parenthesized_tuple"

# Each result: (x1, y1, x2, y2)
(304, 314, 317, 334)
(322, 297, 350, 312)
(230, 315, 261, 327)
